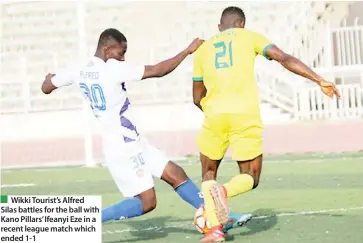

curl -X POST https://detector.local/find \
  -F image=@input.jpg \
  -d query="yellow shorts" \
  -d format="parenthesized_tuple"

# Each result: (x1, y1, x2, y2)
(196, 114, 263, 161)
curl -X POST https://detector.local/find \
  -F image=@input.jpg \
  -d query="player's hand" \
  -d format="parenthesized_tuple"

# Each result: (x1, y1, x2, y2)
(318, 80, 341, 99)
(45, 73, 55, 81)
(186, 38, 204, 54)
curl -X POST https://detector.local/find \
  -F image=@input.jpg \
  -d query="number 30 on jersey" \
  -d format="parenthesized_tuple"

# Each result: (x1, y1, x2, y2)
(79, 83, 106, 111)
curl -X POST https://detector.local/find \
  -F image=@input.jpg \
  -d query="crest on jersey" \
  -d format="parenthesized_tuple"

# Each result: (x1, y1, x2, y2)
(86, 61, 94, 67)
(136, 169, 144, 178)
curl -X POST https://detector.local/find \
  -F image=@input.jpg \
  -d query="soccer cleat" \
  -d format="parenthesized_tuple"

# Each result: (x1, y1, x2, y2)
(201, 225, 225, 243)
(223, 213, 253, 233)
(209, 184, 229, 225)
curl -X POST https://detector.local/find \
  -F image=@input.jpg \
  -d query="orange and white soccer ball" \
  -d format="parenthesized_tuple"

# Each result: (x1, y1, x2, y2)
(194, 205, 212, 234)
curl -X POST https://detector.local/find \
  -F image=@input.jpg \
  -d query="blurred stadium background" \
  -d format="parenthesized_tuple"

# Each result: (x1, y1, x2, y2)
(1, 1, 363, 168)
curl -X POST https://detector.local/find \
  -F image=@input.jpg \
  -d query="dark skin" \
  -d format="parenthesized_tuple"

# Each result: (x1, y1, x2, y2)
(194, 14, 341, 185)
(139, 161, 190, 213)
(41, 37, 204, 214)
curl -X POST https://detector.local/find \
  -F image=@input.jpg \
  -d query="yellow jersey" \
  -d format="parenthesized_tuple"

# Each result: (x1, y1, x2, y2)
(192, 28, 274, 116)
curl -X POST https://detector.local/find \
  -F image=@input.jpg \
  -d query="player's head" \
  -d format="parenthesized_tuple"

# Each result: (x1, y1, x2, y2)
(218, 6, 246, 31)
(96, 28, 127, 61)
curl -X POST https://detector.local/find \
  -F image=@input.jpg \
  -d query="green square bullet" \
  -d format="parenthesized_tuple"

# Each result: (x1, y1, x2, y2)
(0, 195, 8, 203)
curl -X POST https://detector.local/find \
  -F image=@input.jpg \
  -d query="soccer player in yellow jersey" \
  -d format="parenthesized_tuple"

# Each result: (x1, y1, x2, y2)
(192, 6, 341, 242)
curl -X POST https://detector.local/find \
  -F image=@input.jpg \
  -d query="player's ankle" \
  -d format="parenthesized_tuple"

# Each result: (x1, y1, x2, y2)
(221, 185, 227, 196)
(211, 225, 224, 232)
(214, 184, 228, 198)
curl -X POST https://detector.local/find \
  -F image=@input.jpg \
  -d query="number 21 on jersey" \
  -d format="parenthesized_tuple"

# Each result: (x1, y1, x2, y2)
(214, 41, 233, 69)
(79, 83, 106, 111)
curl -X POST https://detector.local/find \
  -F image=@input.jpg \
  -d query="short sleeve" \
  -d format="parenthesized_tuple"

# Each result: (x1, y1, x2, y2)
(192, 48, 203, 82)
(253, 32, 275, 60)
(107, 59, 145, 82)
(51, 68, 76, 87)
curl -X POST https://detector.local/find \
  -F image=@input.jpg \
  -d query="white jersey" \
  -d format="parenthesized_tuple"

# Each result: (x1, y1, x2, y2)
(51, 56, 169, 197)
(51, 56, 145, 144)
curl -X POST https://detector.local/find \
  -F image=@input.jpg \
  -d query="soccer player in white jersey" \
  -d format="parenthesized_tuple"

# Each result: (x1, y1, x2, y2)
(41, 28, 249, 231)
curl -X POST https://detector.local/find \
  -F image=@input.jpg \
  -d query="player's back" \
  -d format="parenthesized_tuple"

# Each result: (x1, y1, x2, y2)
(76, 57, 128, 125)
(193, 28, 273, 116)
(55, 56, 144, 144)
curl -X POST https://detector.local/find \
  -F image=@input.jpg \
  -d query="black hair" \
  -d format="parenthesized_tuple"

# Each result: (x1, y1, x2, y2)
(97, 28, 127, 48)
(220, 6, 246, 26)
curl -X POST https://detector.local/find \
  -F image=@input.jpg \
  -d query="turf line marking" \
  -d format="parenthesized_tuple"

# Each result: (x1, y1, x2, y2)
(3, 155, 363, 172)
(102, 206, 363, 235)
(0, 183, 36, 188)
(253, 206, 363, 219)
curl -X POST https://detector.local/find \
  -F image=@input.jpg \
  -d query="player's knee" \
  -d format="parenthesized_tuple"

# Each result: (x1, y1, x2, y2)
(202, 161, 218, 181)
(171, 162, 188, 181)
(252, 177, 260, 189)
(250, 173, 260, 189)
(240, 172, 260, 189)
(161, 161, 188, 188)
(138, 188, 157, 213)
(251, 169, 261, 189)
(242, 168, 260, 189)
(141, 196, 157, 213)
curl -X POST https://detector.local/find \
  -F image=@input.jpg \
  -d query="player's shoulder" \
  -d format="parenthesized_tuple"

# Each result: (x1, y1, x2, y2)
(106, 58, 133, 68)
(105, 58, 120, 65)
(105, 58, 130, 72)
(74, 56, 101, 72)
(72, 56, 99, 73)
(204, 28, 255, 41)
(193, 41, 208, 58)
(234, 28, 261, 37)
(106, 59, 139, 73)
(102, 58, 118, 70)
(245, 29, 268, 40)
(201, 34, 221, 49)
(105, 59, 144, 80)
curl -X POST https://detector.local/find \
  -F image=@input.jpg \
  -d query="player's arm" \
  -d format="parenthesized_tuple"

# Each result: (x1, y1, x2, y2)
(266, 46, 340, 98)
(254, 32, 340, 99)
(193, 82, 206, 111)
(142, 38, 204, 79)
(192, 47, 206, 111)
(41, 69, 74, 94)
(114, 39, 204, 84)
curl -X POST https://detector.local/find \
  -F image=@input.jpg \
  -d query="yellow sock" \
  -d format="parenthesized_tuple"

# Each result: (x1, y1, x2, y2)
(223, 174, 254, 198)
(201, 180, 220, 227)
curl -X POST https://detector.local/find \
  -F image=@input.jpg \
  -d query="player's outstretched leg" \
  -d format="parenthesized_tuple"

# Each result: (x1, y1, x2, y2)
(160, 161, 204, 209)
(200, 153, 253, 240)
(199, 155, 226, 242)
(160, 160, 251, 237)
(210, 155, 262, 227)
(162, 160, 225, 242)
(102, 187, 157, 223)
(223, 155, 262, 198)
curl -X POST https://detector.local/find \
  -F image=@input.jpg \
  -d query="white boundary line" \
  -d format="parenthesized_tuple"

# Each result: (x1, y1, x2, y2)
(3, 155, 363, 172)
(0, 183, 36, 188)
(102, 206, 363, 235)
